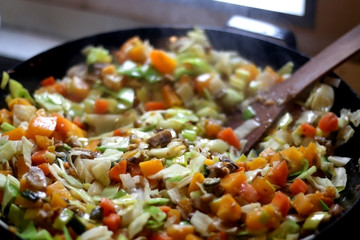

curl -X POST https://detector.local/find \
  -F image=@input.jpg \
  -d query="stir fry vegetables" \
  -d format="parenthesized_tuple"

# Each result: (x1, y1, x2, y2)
(0, 28, 359, 240)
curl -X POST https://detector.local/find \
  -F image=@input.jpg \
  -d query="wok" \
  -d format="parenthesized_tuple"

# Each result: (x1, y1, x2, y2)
(1, 26, 360, 240)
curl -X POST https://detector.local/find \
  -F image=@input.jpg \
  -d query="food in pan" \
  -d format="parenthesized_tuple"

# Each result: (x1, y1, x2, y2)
(0, 28, 359, 240)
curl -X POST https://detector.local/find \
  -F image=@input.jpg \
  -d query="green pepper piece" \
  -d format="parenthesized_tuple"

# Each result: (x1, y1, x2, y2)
(242, 106, 256, 120)
(181, 129, 197, 142)
(303, 211, 330, 230)
(117, 87, 135, 106)
(145, 206, 167, 222)
(146, 198, 170, 205)
(0, 122, 15, 132)
(270, 219, 300, 239)
(2, 175, 20, 213)
(9, 79, 35, 104)
(1, 71, 9, 89)
(53, 208, 74, 230)
(221, 88, 244, 107)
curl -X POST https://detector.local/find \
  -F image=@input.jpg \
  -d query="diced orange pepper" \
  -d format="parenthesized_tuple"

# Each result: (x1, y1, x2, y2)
(139, 159, 164, 178)
(2, 126, 25, 140)
(101, 64, 116, 76)
(109, 160, 127, 182)
(40, 76, 56, 86)
(217, 127, 241, 149)
(167, 224, 195, 240)
(150, 50, 177, 74)
(16, 156, 29, 178)
(53, 113, 86, 139)
(46, 181, 72, 200)
(26, 116, 57, 139)
(246, 157, 268, 170)
(188, 172, 205, 194)
(162, 84, 182, 107)
(220, 170, 246, 195)
(267, 160, 288, 187)
(50, 192, 68, 208)
(216, 194, 242, 222)
(291, 192, 314, 216)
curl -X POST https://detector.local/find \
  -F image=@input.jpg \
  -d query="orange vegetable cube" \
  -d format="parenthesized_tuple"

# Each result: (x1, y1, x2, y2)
(216, 194, 242, 222)
(291, 192, 314, 216)
(167, 224, 195, 240)
(139, 159, 164, 178)
(150, 50, 177, 74)
(26, 116, 57, 139)
(220, 170, 246, 195)
(188, 172, 205, 194)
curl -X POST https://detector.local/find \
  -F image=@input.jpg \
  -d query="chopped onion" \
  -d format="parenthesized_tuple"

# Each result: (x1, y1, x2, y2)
(235, 119, 260, 139)
(332, 167, 347, 190)
(128, 212, 150, 239)
(328, 156, 351, 167)
(149, 163, 190, 180)
(80, 226, 113, 240)
(190, 211, 213, 236)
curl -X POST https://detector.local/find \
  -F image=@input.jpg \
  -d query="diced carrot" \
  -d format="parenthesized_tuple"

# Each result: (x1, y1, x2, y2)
(159, 206, 171, 214)
(113, 128, 129, 137)
(53, 113, 86, 139)
(217, 127, 241, 149)
(162, 84, 182, 107)
(204, 119, 222, 138)
(46, 181, 72, 200)
(291, 192, 314, 216)
(50, 192, 68, 208)
(41, 76, 56, 86)
(289, 178, 308, 196)
(100, 197, 116, 217)
(318, 112, 338, 132)
(239, 181, 260, 203)
(103, 213, 121, 231)
(145, 101, 166, 111)
(37, 163, 50, 176)
(2, 126, 25, 140)
(267, 160, 288, 187)
(26, 116, 57, 139)
(31, 149, 55, 165)
(109, 160, 127, 182)
(220, 171, 246, 195)
(216, 194, 242, 222)
(139, 159, 164, 178)
(188, 172, 205, 194)
(150, 50, 177, 74)
(300, 122, 317, 137)
(16, 156, 29, 178)
(167, 224, 195, 240)
(271, 191, 290, 217)
(94, 99, 109, 114)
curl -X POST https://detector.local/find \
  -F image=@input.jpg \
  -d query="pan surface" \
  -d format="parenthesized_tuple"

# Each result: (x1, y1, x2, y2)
(2, 26, 360, 240)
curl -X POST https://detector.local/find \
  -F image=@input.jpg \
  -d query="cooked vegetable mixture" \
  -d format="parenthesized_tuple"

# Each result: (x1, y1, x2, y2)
(0, 28, 359, 240)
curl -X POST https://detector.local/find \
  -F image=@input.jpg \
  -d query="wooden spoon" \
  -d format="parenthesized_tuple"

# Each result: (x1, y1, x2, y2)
(227, 24, 360, 153)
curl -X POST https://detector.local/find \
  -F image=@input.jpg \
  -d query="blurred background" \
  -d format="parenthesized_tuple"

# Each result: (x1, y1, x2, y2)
(0, 0, 359, 94)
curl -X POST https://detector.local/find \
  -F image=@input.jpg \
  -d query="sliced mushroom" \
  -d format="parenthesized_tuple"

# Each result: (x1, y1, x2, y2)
(147, 129, 173, 147)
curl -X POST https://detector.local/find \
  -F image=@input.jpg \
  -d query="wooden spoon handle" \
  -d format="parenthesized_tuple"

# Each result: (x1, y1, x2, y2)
(241, 24, 360, 153)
